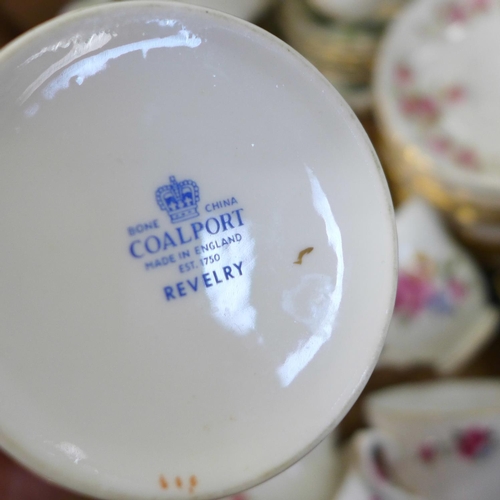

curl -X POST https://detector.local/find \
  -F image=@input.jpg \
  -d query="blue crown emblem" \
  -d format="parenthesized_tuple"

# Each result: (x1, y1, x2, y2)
(156, 176, 200, 224)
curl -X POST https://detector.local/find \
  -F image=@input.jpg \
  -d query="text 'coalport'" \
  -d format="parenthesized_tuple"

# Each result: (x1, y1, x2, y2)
(129, 208, 244, 259)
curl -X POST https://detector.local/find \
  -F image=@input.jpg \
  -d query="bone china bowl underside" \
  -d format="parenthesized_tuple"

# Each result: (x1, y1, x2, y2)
(0, 3, 396, 499)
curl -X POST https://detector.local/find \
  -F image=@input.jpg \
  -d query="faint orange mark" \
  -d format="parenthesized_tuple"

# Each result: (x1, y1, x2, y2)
(175, 476, 183, 489)
(159, 475, 168, 489)
(189, 475, 198, 493)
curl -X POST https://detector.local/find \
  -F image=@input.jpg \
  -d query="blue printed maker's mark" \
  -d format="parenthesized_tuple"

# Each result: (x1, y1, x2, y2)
(156, 176, 200, 224)
(126, 175, 246, 303)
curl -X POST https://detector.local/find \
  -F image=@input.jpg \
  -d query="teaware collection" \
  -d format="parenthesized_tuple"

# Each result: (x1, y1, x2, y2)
(0, 2, 396, 498)
(0, 0, 499, 499)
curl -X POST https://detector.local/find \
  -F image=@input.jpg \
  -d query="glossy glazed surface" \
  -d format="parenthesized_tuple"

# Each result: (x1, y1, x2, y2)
(0, 3, 396, 499)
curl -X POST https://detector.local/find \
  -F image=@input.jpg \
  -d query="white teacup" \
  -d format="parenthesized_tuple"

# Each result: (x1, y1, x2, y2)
(358, 380, 500, 500)
(379, 197, 498, 373)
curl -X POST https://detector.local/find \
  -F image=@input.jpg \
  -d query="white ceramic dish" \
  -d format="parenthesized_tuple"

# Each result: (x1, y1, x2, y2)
(379, 197, 498, 373)
(376, 0, 500, 208)
(0, 3, 396, 499)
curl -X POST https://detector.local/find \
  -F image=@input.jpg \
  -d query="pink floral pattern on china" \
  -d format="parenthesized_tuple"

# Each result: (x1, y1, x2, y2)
(437, 0, 492, 25)
(394, 64, 479, 171)
(392, 0, 493, 173)
(394, 252, 469, 320)
(418, 426, 497, 463)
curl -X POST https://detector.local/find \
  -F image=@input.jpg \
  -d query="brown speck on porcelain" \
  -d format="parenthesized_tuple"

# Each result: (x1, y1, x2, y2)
(294, 247, 314, 265)
(175, 476, 183, 489)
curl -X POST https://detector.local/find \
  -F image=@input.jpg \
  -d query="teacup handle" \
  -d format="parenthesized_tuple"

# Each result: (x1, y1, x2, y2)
(354, 430, 424, 500)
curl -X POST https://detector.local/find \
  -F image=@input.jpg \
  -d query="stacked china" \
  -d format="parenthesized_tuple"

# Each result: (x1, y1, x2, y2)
(375, 0, 500, 267)
(280, 0, 409, 114)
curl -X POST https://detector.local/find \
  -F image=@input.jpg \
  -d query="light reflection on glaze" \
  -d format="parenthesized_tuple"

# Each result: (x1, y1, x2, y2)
(277, 166, 344, 387)
(279, 274, 338, 387)
(42, 31, 202, 101)
(146, 19, 179, 28)
(56, 441, 88, 464)
(21, 32, 113, 67)
(204, 225, 257, 336)
(22, 23, 202, 117)
(20, 31, 115, 104)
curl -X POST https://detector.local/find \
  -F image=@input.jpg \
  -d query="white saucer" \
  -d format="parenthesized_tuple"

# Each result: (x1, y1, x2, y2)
(376, 0, 500, 207)
(0, 3, 396, 499)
